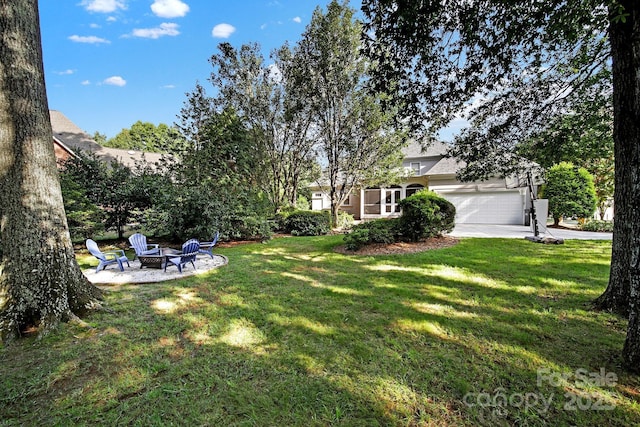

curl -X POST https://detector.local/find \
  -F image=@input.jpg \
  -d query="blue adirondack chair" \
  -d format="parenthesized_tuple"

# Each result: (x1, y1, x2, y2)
(165, 239, 200, 273)
(198, 231, 219, 259)
(128, 233, 160, 259)
(86, 239, 130, 273)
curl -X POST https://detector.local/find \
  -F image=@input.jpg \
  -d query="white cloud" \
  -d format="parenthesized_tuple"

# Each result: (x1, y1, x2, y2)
(103, 76, 126, 86)
(68, 35, 110, 44)
(293, 16, 301, 23)
(55, 69, 75, 75)
(162, 84, 176, 89)
(151, 0, 189, 18)
(131, 23, 180, 39)
(81, 80, 91, 85)
(81, 0, 126, 13)
(211, 23, 235, 38)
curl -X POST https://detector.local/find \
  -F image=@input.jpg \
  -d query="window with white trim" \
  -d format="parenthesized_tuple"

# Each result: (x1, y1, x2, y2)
(410, 162, 421, 175)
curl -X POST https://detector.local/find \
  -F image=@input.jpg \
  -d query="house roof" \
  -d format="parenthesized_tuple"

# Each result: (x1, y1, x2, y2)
(50, 110, 166, 169)
(425, 156, 465, 177)
(402, 140, 450, 158)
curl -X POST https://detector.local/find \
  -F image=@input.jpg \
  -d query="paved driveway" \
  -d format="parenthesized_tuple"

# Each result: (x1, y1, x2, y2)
(449, 224, 612, 240)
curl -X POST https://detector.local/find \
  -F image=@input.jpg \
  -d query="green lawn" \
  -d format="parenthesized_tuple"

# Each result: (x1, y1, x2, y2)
(1, 236, 638, 426)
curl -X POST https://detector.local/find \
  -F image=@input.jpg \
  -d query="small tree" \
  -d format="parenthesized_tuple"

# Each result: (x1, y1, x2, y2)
(158, 109, 272, 241)
(542, 162, 597, 225)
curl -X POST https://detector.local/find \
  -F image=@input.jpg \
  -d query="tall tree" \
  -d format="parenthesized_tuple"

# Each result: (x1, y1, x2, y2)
(0, 0, 102, 342)
(208, 42, 316, 213)
(176, 82, 215, 153)
(362, 0, 640, 370)
(298, 0, 407, 225)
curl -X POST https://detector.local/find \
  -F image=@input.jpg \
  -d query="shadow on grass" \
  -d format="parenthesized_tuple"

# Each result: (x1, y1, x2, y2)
(1, 236, 637, 426)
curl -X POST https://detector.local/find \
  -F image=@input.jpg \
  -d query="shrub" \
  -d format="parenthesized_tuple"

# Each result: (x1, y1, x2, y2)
(343, 219, 397, 250)
(230, 216, 273, 241)
(344, 228, 370, 251)
(397, 190, 456, 241)
(581, 220, 614, 232)
(336, 211, 355, 229)
(296, 195, 310, 211)
(284, 210, 331, 236)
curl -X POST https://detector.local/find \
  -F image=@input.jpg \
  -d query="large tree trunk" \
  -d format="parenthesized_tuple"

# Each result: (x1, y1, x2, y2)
(612, 1, 640, 372)
(0, 0, 103, 343)
(594, 3, 639, 317)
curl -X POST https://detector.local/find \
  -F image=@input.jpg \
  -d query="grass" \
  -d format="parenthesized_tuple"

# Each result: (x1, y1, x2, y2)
(1, 236, 639, 426)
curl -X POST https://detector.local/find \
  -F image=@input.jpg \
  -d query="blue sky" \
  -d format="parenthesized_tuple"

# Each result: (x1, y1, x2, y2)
(39, 0, 361, 138)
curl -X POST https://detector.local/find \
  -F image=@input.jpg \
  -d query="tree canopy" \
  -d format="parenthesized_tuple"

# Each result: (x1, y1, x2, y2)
(103, 121, 187, 153)
(362, 0, 611, 179)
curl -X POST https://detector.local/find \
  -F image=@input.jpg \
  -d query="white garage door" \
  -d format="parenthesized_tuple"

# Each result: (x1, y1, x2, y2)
(443, 192, 524, 224)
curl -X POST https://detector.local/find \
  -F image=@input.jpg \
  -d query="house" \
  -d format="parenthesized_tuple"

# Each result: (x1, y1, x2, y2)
(310, 141, 530, 225)
(50, 110, 165, 168)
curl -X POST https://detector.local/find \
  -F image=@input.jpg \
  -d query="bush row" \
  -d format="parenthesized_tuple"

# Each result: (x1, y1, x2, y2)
(580, 220, 614, 232)
(344, 190, 456, 250)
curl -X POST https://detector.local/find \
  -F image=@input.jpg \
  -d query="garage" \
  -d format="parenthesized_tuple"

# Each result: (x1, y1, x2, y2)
(443, 191, 525, 224)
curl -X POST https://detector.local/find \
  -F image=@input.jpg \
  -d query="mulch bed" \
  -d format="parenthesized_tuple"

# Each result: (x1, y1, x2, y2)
(334, 236, 459, 256)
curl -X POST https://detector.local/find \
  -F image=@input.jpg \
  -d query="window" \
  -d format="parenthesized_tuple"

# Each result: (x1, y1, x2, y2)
(364, 188, 381, 214)
(410, 162, 421, 175)
(406, 184, 424, 198)
(341, 195, 352, 207)
(385, 186, 402, 213)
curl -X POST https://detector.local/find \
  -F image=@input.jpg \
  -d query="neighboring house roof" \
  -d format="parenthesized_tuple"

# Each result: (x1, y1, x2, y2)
(53, 135, 77, 158)
(402, 140, 450, 159)
(50, 110, 166, 169)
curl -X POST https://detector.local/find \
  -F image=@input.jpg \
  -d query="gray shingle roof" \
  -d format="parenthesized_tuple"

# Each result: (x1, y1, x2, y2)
(50, 110, 166, 169)
(401, 140, 450, 158)
(425, 156, 465, 176)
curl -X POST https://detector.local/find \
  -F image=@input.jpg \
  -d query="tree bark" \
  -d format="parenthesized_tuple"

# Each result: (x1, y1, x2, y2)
(0, 0, 103, 343)
(610, 1, 640, 372)
(594, 2, 638, 318)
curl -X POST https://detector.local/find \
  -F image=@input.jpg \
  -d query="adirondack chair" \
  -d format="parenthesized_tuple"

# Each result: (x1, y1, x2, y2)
(128, 233, 160, 259)
(165, 239, 200, 273)
(198, 231, 219, 259)
(86, 239, 130, 273)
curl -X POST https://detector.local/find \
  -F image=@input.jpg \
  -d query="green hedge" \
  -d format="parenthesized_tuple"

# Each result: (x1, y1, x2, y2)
(284, 210, 331, 236)
(580, 220, 613, 232)
(344, 219, 397, 251)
